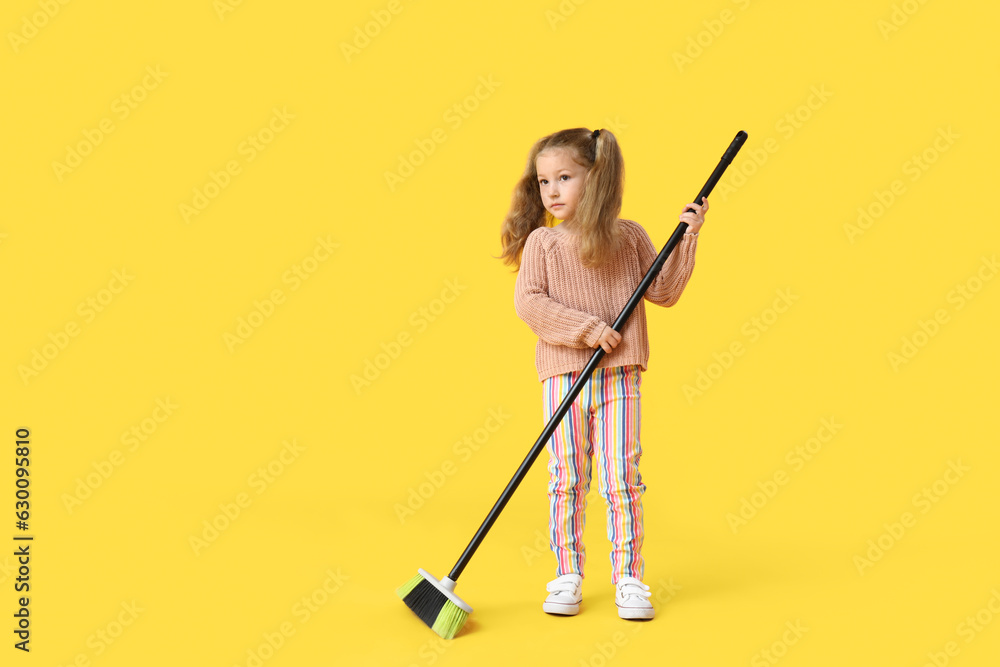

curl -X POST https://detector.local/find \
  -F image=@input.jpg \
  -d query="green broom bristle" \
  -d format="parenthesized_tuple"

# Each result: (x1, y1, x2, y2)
(431, 602, 469, 640)
(398, 572, 470, 640)
(396, 573, 423, 600)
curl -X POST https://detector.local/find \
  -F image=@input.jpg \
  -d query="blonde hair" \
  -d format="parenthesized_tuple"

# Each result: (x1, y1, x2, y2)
(495, 127, 625, 271)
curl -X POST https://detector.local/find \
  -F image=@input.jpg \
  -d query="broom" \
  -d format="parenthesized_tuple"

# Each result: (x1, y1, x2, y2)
(399, 130, 749, 639)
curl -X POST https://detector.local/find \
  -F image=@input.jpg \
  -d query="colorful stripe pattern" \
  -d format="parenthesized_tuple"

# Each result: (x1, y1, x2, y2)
(541, 363, 646, 584)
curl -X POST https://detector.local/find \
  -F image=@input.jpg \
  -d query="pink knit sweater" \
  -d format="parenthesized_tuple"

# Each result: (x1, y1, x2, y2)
(514, 218, 698, 382)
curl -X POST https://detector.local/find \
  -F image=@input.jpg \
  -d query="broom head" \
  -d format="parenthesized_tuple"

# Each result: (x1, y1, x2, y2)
(397, 568, 472, 640)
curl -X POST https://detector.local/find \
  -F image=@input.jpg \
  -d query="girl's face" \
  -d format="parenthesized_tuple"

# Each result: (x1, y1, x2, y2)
(536, 148, 590, 223)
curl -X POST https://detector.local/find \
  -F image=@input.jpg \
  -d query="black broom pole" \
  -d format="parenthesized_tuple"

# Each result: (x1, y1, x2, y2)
(449, 130, 748, 581)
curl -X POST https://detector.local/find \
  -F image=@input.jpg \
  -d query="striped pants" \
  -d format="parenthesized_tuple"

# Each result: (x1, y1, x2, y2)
(542, 363, 646, 584)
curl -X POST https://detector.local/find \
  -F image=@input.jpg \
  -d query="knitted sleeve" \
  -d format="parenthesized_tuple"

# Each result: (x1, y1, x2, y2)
(634, 223, 698, 307)
(514, 230, 608, 349)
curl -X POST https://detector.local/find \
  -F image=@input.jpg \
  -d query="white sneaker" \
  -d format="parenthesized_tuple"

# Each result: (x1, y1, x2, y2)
(615, 576, 654, 619)
(543, 573, 583, 615)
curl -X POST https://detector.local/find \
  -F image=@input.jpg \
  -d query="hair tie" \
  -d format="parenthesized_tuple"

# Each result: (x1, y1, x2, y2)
(592, 129, 600, 140)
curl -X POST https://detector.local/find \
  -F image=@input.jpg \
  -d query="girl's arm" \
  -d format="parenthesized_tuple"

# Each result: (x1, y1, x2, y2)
(636, 226, 698, 307)
(514, 231, 609, 349)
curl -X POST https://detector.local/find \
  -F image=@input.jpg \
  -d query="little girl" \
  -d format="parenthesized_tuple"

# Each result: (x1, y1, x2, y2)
(497, 127, 707, 620)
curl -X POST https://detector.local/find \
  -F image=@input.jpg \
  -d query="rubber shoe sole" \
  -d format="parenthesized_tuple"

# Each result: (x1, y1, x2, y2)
(617, 603, 654, 620)
(543, 600, 580, 615)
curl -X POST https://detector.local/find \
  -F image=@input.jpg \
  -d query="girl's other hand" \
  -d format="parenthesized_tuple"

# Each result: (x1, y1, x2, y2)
(679, 196, 708, 234)
(594, 324, 622, 353)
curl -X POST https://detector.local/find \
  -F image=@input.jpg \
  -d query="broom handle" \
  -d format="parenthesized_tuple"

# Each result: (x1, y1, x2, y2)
(449, 130, 748, 581)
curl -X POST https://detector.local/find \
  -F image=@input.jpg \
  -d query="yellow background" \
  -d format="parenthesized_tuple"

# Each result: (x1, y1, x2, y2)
(2, 0, 997, 665)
